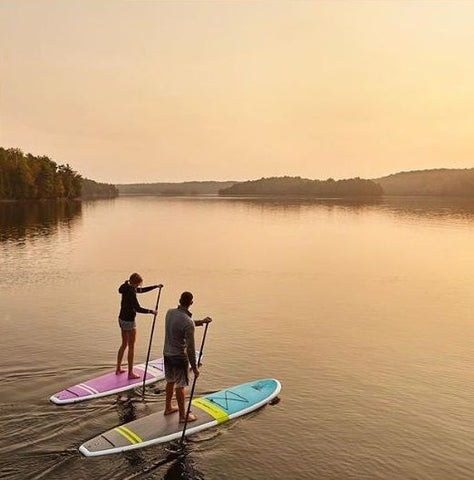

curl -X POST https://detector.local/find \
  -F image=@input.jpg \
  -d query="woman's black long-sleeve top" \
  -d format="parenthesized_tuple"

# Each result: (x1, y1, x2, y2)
(118, 281, 157, 322)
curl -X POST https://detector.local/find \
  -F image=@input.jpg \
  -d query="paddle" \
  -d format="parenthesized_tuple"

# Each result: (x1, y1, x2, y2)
(141, 284, 163, 399)
(179, 321, 210, 448)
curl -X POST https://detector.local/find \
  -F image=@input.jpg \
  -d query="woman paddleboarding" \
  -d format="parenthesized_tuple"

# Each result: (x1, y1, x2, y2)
(116, 273, 162, 379)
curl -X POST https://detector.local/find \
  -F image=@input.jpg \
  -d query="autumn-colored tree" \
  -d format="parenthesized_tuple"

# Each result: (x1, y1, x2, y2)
(0, 147, 83, 199)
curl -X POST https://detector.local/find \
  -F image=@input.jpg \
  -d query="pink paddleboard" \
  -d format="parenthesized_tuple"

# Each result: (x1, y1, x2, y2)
(50, 358, 165, 405)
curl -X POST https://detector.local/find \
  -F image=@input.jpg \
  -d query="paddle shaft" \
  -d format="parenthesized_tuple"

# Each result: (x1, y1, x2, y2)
(141, 285, 163, 398)
(179, 321, 210, 446)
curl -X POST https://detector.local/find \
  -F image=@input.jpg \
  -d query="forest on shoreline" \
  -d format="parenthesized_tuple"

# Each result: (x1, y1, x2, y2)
(116, 180, 235, 196)
(0, 147, 117, 200)
(120, 170, 474, 198)
(375, 168, 474, 197)
(2, 146, 473, 200)
(218, 176, 383, 197)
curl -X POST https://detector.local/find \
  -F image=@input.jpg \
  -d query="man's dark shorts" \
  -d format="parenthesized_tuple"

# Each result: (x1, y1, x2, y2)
(164, 355, 189, 387)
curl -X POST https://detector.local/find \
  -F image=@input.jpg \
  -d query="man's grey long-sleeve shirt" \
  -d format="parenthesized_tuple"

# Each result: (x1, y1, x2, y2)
(163, 306, 197, 368)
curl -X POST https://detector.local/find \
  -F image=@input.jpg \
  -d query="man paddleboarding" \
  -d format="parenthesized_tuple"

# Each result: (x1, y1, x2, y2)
(116, 273, 162, 379)
(163, 291, 212, 422)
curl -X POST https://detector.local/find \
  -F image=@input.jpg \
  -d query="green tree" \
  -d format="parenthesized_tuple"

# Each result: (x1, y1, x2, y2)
(37, 157, 57, 198)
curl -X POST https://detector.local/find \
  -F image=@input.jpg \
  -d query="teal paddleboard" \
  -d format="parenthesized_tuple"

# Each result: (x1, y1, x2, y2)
(79, 378, 281, 456)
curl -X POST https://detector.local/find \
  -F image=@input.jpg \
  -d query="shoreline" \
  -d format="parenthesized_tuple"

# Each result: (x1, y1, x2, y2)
(2, 194, 474, 203)
(0, 196, 117, 203)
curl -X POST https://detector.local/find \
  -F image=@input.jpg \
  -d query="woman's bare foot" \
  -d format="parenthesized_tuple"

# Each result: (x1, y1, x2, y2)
(164, 406, 179, 416)
(179, 412, 197, 423)
(115, 368, 126, 375)
(128, 372, 140, 379)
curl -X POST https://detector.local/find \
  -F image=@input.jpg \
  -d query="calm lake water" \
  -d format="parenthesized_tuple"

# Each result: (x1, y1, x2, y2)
(1, 195, 474, 480)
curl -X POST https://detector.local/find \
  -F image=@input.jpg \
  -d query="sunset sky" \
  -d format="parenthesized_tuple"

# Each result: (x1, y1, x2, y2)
(1, 1, 474, 183)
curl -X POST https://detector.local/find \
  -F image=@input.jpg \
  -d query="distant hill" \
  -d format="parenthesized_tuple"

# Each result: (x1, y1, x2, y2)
(374, 168, 474, 196)
(116, 181, 237, 196)
(219, 176, 383, 197)
(81, 178, 118, 199)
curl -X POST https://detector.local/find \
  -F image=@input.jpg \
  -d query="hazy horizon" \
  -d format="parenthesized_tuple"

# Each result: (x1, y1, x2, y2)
(2, 1, 474, 183)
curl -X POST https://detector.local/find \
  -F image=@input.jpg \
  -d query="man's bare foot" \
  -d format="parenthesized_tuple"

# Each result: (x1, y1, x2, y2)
(115, 369, 125, 375)
(164, 406, 179, 416)
(179, 412, 197, 423)
(128, 372, 140, 379)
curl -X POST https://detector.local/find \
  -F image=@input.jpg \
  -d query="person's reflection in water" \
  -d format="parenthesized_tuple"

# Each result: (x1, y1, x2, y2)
(116, 391, 137, 424)
(163, 454, 205, 480)
(115, 394, 148, 466)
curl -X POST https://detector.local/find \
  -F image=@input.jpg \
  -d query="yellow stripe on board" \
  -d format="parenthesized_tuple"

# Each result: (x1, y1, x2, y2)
(115, 425, 143, 444)
(114, 426, 136, 444)
(192, 398, 229, 424)
(120, 425, 143, 444)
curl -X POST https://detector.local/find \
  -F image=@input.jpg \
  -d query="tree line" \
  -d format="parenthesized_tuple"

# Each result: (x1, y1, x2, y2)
(375, 168, 474, 196)
(82, 178, 119, 198)
(0, 147, 117, 199)
(117, 181, 236, 196)
(219, 176, 384, 197)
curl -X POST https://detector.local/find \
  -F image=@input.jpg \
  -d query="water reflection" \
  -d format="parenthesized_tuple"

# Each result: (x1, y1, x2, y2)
(1, 197, 473, 247)
(379, 196, 474, 222)
(217, 195, 474, 223)
(226, 196, 382, 210)
(163, 455, 205, 480)
(0, 200, 82, 242)
(116, 395, 138, 424)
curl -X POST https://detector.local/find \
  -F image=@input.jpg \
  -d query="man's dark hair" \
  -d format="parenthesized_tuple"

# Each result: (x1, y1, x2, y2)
(179, 291, 193, 307)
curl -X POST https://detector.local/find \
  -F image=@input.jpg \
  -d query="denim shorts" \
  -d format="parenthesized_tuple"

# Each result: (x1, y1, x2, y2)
(118, 318, 136, 331)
